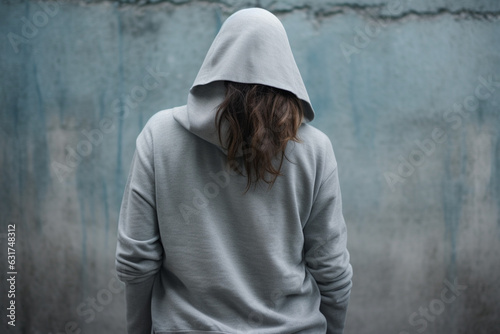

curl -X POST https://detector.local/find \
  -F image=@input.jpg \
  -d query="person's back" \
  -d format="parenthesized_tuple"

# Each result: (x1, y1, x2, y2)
(115, 8, 353, 334)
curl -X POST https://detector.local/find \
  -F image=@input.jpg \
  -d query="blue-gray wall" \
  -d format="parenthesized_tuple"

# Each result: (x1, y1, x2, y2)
(1, 0, 499, 333)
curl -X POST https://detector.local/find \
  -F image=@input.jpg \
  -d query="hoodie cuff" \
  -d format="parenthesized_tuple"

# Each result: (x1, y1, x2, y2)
(320, 296, 350, 334)
(124, 275, 156, 334)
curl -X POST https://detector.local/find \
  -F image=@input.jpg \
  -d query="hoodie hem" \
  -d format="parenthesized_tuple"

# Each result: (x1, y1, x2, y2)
(154, 331, 232, 334)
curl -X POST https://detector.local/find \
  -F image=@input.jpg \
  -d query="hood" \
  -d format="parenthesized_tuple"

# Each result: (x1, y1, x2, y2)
(173, 7, 315, 156)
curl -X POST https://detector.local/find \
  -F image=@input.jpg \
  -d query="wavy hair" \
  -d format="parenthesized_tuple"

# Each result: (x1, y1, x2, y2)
(215, 81, 304, 193)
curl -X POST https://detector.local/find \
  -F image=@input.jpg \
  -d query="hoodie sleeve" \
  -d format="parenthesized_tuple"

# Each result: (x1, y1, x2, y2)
(115, 124, 163, 334)
(303, 142, 353, 334)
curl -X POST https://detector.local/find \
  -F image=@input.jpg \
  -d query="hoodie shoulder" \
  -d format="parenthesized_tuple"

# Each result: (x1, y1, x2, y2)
(140, 106, 186, 136)
(293, 122, 338, 177)
(298, 123, 336, 155)
(144, 107, 183, 130)
(298, 123, 331, 144)
(134, 106, 188, 150)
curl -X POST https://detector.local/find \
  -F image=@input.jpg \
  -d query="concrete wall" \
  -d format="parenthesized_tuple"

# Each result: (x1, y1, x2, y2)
(1, 0, 499, 333)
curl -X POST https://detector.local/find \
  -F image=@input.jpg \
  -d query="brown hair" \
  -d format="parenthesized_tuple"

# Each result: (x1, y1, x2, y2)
(215, 81, 304, 193)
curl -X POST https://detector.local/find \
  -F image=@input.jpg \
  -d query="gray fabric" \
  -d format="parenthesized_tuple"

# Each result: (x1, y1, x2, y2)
(173, 7, 314, 157)
(115, 8, 352, 334)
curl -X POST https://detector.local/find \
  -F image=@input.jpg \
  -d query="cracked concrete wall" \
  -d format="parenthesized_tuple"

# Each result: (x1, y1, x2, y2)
(0, 0, 499, 333)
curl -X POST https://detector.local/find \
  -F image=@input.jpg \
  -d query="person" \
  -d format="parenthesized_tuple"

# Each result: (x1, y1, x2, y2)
(115, 7, 353, 334)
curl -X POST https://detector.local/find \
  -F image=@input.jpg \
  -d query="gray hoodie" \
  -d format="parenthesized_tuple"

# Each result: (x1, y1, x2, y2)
(115, 8, 353, 334)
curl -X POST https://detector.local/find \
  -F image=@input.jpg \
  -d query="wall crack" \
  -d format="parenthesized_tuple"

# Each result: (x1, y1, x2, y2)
(101, 0, 500, 22)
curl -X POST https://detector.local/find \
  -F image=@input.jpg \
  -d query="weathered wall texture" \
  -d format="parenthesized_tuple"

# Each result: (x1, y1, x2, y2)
(1, 0, 499, 333)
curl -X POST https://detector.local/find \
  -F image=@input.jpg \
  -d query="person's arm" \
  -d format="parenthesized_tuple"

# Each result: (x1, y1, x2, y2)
(115, 125, 163, 334)
(303, 142, 353, 334)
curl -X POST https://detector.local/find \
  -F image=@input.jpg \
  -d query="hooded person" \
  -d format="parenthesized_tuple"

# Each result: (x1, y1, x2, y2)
(115, 7, 353, 334)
